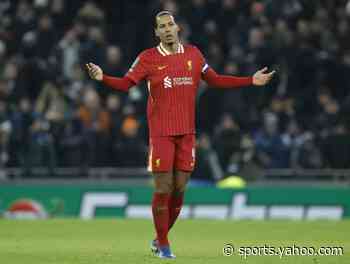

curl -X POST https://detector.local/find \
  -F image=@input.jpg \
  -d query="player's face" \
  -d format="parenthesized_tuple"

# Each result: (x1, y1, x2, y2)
(155, 15, 180, 45)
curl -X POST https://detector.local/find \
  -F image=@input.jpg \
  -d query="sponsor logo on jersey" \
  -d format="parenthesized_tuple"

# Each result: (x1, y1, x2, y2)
(173, 77, 193, 86)
(164, 76, 193, 88)
(157, 65, 168, 70)
(163, 76, 172, 88)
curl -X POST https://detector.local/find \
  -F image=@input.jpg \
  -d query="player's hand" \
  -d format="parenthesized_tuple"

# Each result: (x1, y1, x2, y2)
(86, 62, 103, 81)
(252, 67, 275, 86)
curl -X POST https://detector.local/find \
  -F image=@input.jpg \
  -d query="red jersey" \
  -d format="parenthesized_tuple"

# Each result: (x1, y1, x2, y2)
(126, 43, 208, 137)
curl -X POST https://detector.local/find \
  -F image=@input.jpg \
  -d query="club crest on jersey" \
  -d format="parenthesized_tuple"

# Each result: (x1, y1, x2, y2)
(187, 60, 192, 71)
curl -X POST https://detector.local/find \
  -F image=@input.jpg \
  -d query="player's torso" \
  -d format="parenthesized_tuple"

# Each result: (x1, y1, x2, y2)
(145, 46, 202, 105)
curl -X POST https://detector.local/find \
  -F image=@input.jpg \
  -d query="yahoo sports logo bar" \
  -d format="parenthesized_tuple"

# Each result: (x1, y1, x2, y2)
(164, 76, 172, 88)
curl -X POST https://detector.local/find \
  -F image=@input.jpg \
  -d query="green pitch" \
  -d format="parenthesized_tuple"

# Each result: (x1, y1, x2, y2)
(0, 219, 348, 263)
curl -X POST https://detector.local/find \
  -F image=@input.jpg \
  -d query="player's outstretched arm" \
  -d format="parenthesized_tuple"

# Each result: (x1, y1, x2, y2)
(202, 67, 275, 88)
(85, 62, 134, 92)
(202, 67, 252, 88)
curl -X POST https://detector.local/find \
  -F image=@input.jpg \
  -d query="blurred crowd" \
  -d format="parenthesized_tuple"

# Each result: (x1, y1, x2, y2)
(0, 0, 350, 180)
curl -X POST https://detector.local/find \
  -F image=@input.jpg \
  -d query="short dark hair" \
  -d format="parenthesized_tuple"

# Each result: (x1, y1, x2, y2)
(154, 10, 174, 29)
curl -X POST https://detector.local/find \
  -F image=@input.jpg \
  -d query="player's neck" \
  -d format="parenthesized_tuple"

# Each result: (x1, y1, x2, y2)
(160, 41, 180, 55)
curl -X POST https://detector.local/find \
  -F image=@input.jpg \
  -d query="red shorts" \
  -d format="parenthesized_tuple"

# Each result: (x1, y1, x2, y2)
(148, 134, 196, 173)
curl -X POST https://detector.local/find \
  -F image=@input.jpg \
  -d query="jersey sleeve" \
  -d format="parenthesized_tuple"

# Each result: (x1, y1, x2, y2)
(125, 52, 149, 84)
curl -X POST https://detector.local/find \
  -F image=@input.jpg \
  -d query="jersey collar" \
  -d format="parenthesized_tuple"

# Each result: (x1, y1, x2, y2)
(157, 42, 184, 56)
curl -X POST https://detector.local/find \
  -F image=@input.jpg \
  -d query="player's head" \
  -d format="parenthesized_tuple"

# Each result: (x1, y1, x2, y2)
(154, 11, 180, 45)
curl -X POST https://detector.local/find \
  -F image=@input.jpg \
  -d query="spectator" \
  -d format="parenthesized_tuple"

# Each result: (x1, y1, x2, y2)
(106, 94, 123, 139)
(36, 14, 56, 60)
(213, 114, 242, 172)
(58, 29, 80, 80)
(255, 112, 290, 168)
(28, 115, 57, 172)
(0, 100, 11, 167)
(59, 116, 87, 167)
(35, 81, 68, 166)
(113, 116, 146, 167)
(322, 123, 350, 168)
(191, 133, 223, 185)
(78, 86, 111, 166)
(296, 133, 323, 169)
(9, 98, 34, 168)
